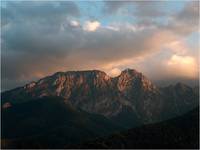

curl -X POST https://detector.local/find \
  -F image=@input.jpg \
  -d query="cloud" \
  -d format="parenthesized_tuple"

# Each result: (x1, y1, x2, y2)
(104, 25, 119, 31)
(175, 1, 199, 23)
(132, 1, 166, 18)
(108, 68, 121, 77)
(1, 23, 195, 90)
(1, 1, 199, 90)
(165, 40, 189, 55)
(104, 1, 129, 14)
(104, 1, 199, 36)
(165, 1, 199, 36)
(166, 55, 198, 79)
(83, 21, 101, 32)
(2, 21, 167, 90)
(104, 1, 166, 18)
(69, 20, 80, 27)
(167, 55, 195, 66)
(1, 1, 80, 27)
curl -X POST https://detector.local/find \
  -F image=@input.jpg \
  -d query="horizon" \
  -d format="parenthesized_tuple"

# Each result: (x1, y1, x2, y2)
(1, 1, 199, 91)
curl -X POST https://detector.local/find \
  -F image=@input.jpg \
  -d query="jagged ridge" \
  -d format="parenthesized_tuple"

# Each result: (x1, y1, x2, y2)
(1, 68, 198, 127)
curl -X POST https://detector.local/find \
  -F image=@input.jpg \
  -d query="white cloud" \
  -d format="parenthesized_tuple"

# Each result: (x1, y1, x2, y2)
(83, 21, 101, 32)
(103, 22, 156, 33)
(69, 20, 79, 27)
(105, 26, 119, 31)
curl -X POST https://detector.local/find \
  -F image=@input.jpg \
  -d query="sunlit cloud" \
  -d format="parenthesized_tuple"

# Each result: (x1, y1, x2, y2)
(83, 21, 101, 32)
(166, 40, 189, 55)
(166, 55, 198, 79)
(108, 68, 121, 77)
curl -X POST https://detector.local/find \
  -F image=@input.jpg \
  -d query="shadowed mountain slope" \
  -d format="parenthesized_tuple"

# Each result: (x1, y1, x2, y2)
(1, 96, 123, 149)
(69, 107, 199, 149)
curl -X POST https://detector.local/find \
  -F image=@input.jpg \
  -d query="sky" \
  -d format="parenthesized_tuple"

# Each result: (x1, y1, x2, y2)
(1, 1, 199, 91)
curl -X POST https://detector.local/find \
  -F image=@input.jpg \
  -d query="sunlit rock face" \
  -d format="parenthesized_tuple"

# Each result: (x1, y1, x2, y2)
(116, 69, 162, 123)
(1, 69, 198, 126)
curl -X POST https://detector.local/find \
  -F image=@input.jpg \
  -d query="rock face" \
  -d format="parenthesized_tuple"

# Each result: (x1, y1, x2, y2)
(116, 69, 162, 123)
(1, 69, 198, 127)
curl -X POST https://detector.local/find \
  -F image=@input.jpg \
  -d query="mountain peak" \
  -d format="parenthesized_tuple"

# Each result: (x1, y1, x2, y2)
(118, 68, 142, 79)
(120, 68, 141, 76)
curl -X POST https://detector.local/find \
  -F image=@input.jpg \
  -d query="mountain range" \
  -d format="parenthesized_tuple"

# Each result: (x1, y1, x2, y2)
(1, 68, 199, 148)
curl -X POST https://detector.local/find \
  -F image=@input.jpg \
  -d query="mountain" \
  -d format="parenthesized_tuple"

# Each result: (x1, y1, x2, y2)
(160, 83, 199, 119)
(1, 96, 123, 149)
(1, 68, 199, 149)
(2, 69, 198, 128)
(70, 107, 199, 149)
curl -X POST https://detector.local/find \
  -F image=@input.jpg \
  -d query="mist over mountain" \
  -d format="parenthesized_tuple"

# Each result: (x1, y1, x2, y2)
(153, 78, 199, 88)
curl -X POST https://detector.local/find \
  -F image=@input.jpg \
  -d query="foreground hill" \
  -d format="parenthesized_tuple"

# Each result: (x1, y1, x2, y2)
(69, 107, 199, 149)
(3, 106, 198, 149)
(1, 96, 123, 149)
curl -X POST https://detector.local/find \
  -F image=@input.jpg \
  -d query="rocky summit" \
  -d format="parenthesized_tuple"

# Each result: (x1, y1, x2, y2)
(1, 69, 198, 127)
